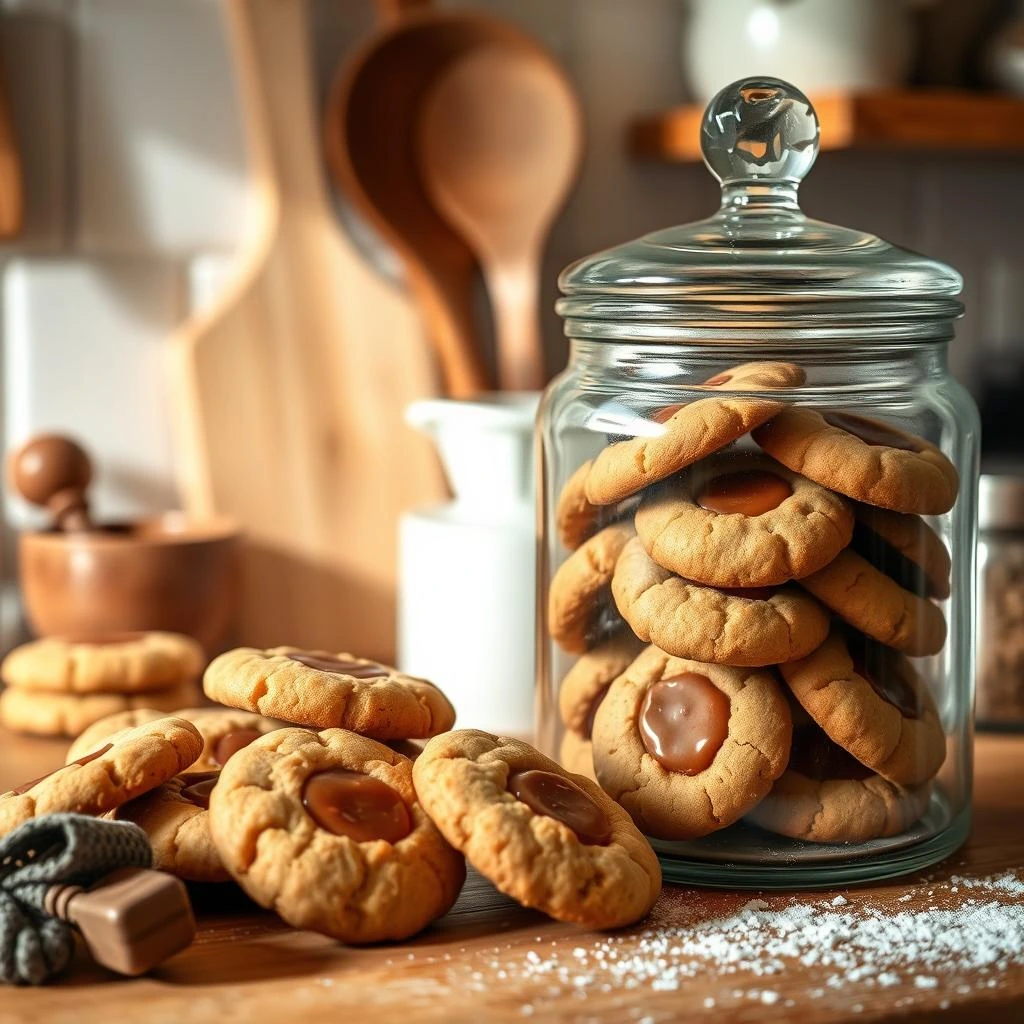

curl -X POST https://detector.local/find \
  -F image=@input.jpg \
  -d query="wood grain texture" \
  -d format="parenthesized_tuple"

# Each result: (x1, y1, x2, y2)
(631, 90, 1024, 163)
(168, 0, 445, 662)
(1, 728, 1023, 1022)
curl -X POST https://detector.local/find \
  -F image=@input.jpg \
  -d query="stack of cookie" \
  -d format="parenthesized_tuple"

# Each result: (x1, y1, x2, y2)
(2, 647, 663, 945)
(549, 361, 957, 846)
(0, 632, 204, 737)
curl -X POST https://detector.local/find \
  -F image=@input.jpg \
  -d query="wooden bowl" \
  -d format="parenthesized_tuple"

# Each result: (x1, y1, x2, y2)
(18, 513, 240, 652)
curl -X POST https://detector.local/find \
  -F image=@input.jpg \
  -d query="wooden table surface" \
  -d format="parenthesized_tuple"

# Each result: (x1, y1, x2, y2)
(2, 728, 1023, 1024)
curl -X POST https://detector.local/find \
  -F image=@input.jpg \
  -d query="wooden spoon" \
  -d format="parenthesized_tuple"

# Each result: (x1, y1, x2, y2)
(325, 11, 544, 398)
(419, 45, 582, 392)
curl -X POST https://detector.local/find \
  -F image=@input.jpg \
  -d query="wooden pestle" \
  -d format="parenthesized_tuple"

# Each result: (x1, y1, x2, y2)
(8, 434, 93, 532)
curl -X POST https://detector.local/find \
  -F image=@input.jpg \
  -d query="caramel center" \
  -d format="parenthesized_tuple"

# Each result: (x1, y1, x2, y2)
(823, 412, 920, 452)
(638, 674, 730, 775)
(288, 652, 389, 679)
(180, 771, 220, 809)
(301, 769, 412, 843)
(212, 728, 264, 766)
(507, 769, 612, 846)
(697, 470, 792, 517)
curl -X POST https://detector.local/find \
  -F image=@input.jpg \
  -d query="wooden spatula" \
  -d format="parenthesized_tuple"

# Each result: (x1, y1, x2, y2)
(418, 44, 582, 392)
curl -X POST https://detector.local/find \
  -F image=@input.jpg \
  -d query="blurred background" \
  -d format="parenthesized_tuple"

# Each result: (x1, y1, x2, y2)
(0, 0, 1021, 665)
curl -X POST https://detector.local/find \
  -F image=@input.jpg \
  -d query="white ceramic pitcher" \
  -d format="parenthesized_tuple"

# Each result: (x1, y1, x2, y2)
(399, 393, 539, 739)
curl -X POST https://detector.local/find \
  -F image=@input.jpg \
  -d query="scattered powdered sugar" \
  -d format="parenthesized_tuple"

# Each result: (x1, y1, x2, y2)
(443, 869, 1024, 1016)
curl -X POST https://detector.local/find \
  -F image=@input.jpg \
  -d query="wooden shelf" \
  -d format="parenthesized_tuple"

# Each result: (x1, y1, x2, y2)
(631, 89, 1024, 162)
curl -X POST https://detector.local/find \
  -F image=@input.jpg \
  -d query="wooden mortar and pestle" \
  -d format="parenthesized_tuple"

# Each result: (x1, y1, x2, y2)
(8, 435, 240, 652)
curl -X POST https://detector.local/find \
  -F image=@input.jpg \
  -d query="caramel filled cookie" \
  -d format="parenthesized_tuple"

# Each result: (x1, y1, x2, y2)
(414, 730, 660, 929)
(635, 453, 853, 588)
(611, 537, 829, 666)
(753, 408, 959, 515)
(780, 629, 945, 786)
(203, 647, 455, 739)
(548, 523, 635, 654)
(210, 728, 465, 943)
(557, 633, 646, 780)
(0, 679, 200, 737)
(67, 706, 286, 773)
(591, 646, 792, 840)
(798, 549, 947, 656)
(746, 721, 932, 844)
(0, 716, 202, 838)
(117, 772, 229, 883)
(1, 632, 204, 694)
(852, 504, 951, 600)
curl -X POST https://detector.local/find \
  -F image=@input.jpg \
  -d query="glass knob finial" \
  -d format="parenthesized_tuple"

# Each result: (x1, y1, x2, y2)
(700, 78, 819, 189)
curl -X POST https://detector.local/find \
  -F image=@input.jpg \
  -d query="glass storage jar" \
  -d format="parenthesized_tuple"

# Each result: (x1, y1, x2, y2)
(537, 78, 979, 888)
(976, 469, 1024, 729)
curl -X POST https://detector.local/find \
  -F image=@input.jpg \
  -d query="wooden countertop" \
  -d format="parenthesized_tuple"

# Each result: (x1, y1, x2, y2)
(1, 728, 1023, 1023)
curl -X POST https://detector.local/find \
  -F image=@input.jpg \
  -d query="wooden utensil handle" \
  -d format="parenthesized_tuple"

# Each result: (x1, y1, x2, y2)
(373, 0, 430, 27)
(487, 260, 545, 393)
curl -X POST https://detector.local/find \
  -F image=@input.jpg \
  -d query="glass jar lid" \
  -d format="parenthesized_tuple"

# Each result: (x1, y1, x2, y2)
(557, 78, 963, 343)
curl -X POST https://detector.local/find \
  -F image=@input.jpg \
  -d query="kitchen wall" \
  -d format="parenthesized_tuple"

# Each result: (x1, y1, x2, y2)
(0, 0, 1019, 641)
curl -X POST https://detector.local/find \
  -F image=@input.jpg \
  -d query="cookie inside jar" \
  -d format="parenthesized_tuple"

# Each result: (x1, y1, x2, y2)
(541, 78, 974, 887)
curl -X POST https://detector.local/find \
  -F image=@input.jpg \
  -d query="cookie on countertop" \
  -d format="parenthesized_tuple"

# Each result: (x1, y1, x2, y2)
(116, 772, 229, 882)
(0, 679, 201, 738)
(745, 720, 932, 844)
(557, 633, 646, 781)
(0, 716, 202, 838)
(1, 632, 204, 694)
(591, 646, 792, 840)
(851, 504, 951, 600)
(780, 628, 945, 786)
(634, 452, 853, 588)
(547, 523, 635, 654)
(413, 729, 661, 929)
(67, 706, 286, 773)
(209, 728, 465, 943)
(203, 647, 455, 739)
(798, 549, 947, 657)
(753, 408, 959, 515)
(611, 537, 829, 667)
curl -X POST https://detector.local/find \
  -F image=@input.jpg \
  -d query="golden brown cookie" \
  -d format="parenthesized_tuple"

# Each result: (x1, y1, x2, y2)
(745, 721, 932, 843)
(0, 716, 202, 838)
(753, 407, 959, 515)
(556, 460, 602, 550)
(66, 706, 285, 773)
(635, 452, 853, 587)
(547, 523, 635, 654)
(1, 632, 204, 694)
(116, 772, 229, 882)
(209, 728, 465, 943)
(852, 504, 951, 600)
(413, 730, 661, 929)
(584, 396, 783, 507)
(591, 646, 792, 840)
(556, 634, 645, 782)
(0, 679, 201, 738)
(798, 549, 947, 656)
(611, 537, 829, 667)
(203, 647, 455, 739)
(780, 629, 945, 785)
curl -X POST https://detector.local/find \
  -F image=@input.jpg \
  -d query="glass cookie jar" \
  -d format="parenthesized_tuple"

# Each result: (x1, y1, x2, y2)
(537, 78, 979, 888)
